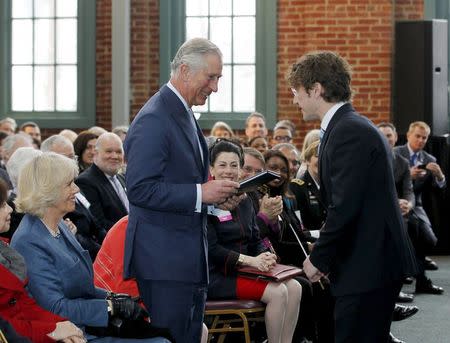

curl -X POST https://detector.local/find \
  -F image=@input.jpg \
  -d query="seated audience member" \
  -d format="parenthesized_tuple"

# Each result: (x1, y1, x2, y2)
(113, 125, 129, 142)
(290, 140, 326, 232)
(59, 129, 78, 143)
(297, 129, 320, 178)
(394, 121, 445, 294)
(11, 153, 168, 343)
(210, 121, 234, 138)
(89, 126, 108, 137)
(20, 121, 41, 144)
(245, 112, 268, 142)
(41, 135, 106, 259)
(207, 139, 301, 343)
(0, 179, 85, 343)
(1, 133, 34, 189)
(271, 121, 294, 146)
(0, 117, 17, 136)
(249, 136, 269, 154)
(0, 131, 9, 169)
(73, 131, 98, 173)
(93, 216, 209, 343)
(273, 143, 301, 179)
(76, 133, 128, 232)
(1, 148, 42, 241)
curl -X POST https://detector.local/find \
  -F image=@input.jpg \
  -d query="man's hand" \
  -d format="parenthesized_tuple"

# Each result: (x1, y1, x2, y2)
(259, 195, 283, 222)
(398, 198, 412, 216)
(410, 166, 427, 180)
(202, 180, 239, 204)
(303, 256, 324, 283)
(426, 162, 445, 181)
(216, 194, 246, 211)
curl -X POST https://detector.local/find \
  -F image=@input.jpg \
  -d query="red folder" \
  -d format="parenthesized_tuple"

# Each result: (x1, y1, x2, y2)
(238, 264, 302, 282)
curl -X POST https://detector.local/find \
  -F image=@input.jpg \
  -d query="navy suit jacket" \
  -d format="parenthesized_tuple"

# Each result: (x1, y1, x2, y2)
(310, 103, 417, 296)
(76, 163, 128, 232)
(123, 84, 209, 283)
(11, 214, 108, 327)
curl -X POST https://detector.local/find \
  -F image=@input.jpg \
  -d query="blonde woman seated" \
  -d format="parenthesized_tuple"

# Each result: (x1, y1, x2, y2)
(11, 153, 169, 343)
(207, 139, 302, 343)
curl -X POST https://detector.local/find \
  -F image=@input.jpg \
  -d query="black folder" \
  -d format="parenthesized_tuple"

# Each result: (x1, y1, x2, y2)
(238, 170, 281, 194)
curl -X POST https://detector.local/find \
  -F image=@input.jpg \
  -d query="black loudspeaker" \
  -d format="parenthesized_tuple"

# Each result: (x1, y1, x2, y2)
(394, 20, 449, 136)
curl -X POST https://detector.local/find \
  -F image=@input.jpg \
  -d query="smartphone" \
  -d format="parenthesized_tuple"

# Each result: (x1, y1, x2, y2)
(417, 164, 427, 170)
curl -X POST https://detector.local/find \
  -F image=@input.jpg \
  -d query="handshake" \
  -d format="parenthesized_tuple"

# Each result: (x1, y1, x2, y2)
(107, 292, 148, 321)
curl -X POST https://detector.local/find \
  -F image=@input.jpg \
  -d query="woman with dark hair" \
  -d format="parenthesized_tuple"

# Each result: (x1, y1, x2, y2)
(0, 179, 86, 343)
(73, 131, 98, 173)
(207, 139, 301, 343)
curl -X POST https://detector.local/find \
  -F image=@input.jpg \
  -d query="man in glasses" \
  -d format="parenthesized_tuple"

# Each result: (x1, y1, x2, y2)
(288, 51, 417, 343)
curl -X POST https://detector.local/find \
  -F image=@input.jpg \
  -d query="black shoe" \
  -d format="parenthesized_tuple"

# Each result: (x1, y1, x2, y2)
(397, 291, 414, 303)
(424, 257, 439, 270)
(389, 332, 405, 343)
(415, 277, 444, 294)
(392, 304, 419, 321)
(403, 276, 414, 284)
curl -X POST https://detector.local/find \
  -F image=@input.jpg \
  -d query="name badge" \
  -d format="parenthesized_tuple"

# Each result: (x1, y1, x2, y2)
(208, 207, 233, 222)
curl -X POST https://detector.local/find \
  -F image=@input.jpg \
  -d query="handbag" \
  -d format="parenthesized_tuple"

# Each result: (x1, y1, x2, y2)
(238, 263, 302, 282)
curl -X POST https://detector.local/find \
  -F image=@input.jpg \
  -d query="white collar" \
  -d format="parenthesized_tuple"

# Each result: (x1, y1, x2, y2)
(406, 143, 420, 157)
(167, 81, 191, 113)
(320, 102, 346, 132)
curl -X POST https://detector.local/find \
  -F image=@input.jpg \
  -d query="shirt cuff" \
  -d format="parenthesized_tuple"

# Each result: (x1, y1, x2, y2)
(195, 184, 202, 213)
(435, 176, 446, 188)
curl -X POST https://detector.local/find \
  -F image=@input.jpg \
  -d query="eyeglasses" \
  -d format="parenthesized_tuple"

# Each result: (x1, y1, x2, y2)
(273, 135, 292, 142)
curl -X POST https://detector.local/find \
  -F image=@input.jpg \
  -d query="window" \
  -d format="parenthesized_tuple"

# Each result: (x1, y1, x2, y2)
(0, 0, 95, 128)
(160, 0, 277, 129)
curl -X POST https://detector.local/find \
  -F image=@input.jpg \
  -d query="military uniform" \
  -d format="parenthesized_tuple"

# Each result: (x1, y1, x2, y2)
(289, 170, 327, 231)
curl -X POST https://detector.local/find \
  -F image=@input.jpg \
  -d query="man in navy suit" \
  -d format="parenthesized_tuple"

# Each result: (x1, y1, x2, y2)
(124, 38, 240, 343)
(288, 51, 417, 342)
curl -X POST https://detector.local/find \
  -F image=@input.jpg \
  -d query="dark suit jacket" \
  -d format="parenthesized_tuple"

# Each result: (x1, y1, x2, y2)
(75, 163, 128, 232)
(310, 103, 417, 296)
(392, 151, 415, 205)
(394, 144, 446, 207)
(123, 84, 209, 283)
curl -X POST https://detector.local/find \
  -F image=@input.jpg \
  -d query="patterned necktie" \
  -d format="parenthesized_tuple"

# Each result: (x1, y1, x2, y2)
(319, 127, 326, 142)
(188, 108, 204, 163)
(110, 175, 129, 212)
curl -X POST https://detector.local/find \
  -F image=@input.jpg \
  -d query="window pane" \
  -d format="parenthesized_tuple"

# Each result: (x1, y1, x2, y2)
(12, 66, 33, 111)
(233, 0, 255, 15)
(186, 17, 208, 40)
(12, 0, 32, 18)
(233, 65, 254, 112)
(233, 17, 255, 64)
(34, 0, 55, 18)
(56, 0, 77, 17)
(56, 19, 77, 63)
(210, 65, 231, 112)
(210, 0, 231, 16)
(34, 66, 55, 111)
(56, 66, 77, 111)
(34, 19, 55, 64)
(210, 17, 231, 64)
(186, 0, 208, 16)
(12, 19, 33, 64)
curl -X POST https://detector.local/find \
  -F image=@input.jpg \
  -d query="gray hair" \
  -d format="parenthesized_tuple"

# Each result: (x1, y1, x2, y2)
(272, 143, 298, 152)
(6, 147, 42, 189)
(2, 133, 33, 156)
(112, 125, 129, 136)
(41, 135, 73, 153)
(0, 117, 17, 131)
(245, 112, 266, 128)
(170, 38, 222, 77)
(95, 132, 123, 151)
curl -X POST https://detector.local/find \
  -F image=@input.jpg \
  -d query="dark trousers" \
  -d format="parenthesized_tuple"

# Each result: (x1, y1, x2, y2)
(137, 279, 206, 343)
(334, 282, 402, 343)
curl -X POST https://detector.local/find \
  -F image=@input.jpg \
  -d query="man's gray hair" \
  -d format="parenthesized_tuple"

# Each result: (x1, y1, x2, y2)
(41, 135, 73, 153)
(0, 117, 17, 131)
(6, 147, 42, 189)
(2, 133, 32, 155)
(272, 143, 298, 152)
(170, 38, 222, 77)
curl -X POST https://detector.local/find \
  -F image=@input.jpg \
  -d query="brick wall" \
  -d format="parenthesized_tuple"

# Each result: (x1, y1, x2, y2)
(90, 0, 424, 148)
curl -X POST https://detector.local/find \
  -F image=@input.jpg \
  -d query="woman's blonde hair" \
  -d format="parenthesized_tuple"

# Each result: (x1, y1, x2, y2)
(15, 152, 79, 217)
(301, 140, 320, 162)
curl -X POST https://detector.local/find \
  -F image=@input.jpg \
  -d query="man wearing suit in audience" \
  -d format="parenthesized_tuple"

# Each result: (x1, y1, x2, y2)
(76, 132, 128, 232)
(42, 135, 106, 259)
(288, 51, 417, 343)
(124, 38, 240, 343)
(394, 121, 445, 294)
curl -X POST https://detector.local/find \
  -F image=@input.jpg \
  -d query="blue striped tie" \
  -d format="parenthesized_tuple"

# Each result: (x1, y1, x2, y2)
(320, 127, 326, 142)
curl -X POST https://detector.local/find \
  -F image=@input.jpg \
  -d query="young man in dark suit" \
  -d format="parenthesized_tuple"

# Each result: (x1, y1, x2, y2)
(288, 51, 417, 343)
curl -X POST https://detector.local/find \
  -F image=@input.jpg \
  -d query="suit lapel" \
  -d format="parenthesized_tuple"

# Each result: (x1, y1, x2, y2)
(91, 164, 127, 214)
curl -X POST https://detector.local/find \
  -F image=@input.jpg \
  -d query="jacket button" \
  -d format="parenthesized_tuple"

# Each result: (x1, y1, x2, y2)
(8, 298, 17, 306)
